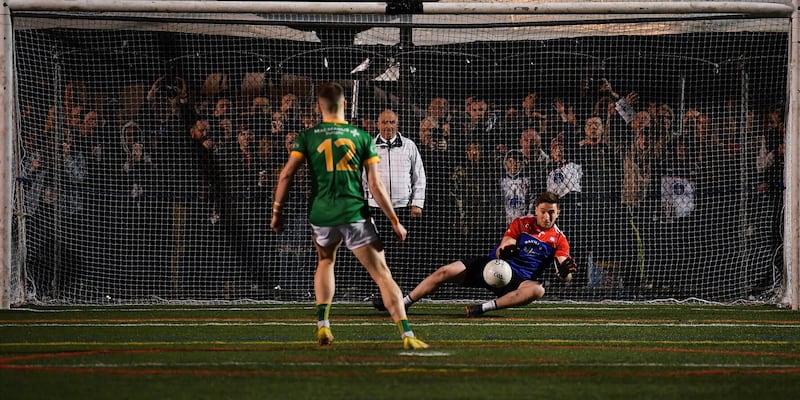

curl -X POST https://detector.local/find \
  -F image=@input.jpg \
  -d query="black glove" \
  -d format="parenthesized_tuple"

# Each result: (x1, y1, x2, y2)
(556, 256, 577, 278)
(498, 244, 519, 260)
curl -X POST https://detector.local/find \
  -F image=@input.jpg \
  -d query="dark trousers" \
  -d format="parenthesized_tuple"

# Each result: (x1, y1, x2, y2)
(370, 206, 423, 291)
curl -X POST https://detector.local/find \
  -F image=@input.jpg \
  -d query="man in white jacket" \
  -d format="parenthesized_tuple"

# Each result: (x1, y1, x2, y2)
(365, 109, 427, 220)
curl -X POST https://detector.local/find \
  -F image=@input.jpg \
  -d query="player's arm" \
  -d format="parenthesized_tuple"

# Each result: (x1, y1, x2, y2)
(496, 218, 523, 259)
(555, 255, 577, 282)
(495, 236, 518, 260)
(365, 160, 407, 241)
(270, 152, 304, 233)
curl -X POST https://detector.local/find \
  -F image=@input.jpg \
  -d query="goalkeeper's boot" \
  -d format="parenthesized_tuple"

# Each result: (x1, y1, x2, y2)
(371, 295, 388, 312)
(402, 335, 429, 350)
(316, 326, 334, 346)
(465, 304, 484, 318)
(371, 295, 410, 312)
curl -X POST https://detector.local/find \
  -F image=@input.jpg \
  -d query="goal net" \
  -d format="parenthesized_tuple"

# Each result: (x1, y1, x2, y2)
(5, 1, 794, 305)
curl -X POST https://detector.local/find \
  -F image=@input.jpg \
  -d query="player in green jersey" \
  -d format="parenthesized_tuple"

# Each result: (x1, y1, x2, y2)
(271, 82, 428, 350)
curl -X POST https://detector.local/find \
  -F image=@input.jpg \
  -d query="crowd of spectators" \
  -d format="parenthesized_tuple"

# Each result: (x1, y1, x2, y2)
(16, 71, 786, 300)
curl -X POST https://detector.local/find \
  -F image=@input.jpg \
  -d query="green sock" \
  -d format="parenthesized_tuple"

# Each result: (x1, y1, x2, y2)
(397, 319, 412, 336)
(316, 303, 331, 322)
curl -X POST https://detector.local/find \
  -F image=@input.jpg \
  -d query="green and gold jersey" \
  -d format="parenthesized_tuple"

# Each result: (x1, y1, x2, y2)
(290, 121, 379, 226)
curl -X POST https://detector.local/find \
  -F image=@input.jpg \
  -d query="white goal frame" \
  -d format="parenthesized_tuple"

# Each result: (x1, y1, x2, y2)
(0, 0, 797, 310)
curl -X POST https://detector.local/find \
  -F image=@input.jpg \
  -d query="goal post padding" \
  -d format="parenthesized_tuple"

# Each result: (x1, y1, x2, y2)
(2, 1, 796, 306)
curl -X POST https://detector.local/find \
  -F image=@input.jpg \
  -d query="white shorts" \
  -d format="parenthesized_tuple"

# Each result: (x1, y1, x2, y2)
(311, 220, 380, 250)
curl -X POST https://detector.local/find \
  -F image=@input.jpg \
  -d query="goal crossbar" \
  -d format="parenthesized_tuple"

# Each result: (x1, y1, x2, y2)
(4, 1, 796, 16)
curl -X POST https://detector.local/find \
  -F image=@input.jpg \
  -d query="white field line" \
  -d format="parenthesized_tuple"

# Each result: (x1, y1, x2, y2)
(13, 361, 800, 369)
(2, 321, 798, 328)
(9, 306, 792, 313)
(9, 307, 316, 313)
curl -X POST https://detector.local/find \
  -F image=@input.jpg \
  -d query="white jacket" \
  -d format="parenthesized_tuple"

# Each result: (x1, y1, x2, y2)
(364, 133, 427, 209)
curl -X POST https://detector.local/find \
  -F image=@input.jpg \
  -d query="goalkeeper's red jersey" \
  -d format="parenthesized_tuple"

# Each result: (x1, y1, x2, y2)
(489, 216, 570, 281)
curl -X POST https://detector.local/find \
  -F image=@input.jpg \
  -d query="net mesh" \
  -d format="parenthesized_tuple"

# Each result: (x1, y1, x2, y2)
(9, 8, 789, 304)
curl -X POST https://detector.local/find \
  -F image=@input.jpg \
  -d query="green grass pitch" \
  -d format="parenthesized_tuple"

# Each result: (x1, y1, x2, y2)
(1, 303, 799, 399)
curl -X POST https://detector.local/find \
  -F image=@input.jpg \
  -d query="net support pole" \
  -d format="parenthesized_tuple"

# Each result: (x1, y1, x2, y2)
(784, 0, 800, 310)
(0, 3, 12, 309)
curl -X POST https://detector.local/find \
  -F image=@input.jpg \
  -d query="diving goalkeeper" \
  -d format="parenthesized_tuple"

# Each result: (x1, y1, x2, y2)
(372, 191, 576, 317)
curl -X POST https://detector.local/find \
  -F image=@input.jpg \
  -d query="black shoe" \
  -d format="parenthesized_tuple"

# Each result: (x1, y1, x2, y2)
(371, 295, 388, 312)
(465, 304, 484, 318)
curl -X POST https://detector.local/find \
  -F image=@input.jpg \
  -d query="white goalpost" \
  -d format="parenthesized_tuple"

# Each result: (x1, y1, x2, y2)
(0, 4, 12, 309)
(784, 0, 800, 311)
(1, 0, 797, 309)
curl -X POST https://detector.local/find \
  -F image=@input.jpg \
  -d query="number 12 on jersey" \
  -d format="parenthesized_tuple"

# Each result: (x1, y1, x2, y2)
(317, 138, 357, 172)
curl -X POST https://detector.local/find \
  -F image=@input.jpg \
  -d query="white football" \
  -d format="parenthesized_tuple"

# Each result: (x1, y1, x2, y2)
(483, 259, 513, 288)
